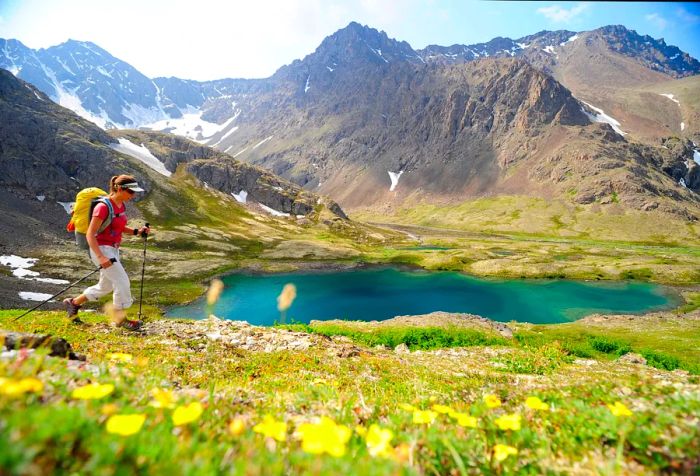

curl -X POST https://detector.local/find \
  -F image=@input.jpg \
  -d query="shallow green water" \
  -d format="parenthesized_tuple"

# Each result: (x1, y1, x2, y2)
(167, 268, 680, 326)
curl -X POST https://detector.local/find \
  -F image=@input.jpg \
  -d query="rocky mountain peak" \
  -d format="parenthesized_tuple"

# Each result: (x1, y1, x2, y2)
(318, 21, 420, 65)
(591, 25, 700, 77)
(275, 21, 422, 82)
(515, 29, 577, 47)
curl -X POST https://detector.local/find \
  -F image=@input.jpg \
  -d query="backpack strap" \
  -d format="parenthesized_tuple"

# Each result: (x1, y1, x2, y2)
(96, 197, 115, 234)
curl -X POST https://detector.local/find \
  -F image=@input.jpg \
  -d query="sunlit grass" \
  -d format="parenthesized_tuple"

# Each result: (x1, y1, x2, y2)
(0, 309, 699, 473)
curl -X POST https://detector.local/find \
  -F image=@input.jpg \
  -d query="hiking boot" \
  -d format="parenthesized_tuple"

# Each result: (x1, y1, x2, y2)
(116, 319, 142, 331)
(63, 298, 81, 319)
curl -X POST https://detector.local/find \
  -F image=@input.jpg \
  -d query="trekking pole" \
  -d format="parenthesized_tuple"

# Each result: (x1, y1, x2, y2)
(13, 258, 116, 322)
(137, 223, 149, 320)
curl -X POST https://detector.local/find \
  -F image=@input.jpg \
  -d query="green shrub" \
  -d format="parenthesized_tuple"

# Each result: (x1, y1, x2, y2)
(561, 341, 595, 358)
(640, 349, 681, 371)
(303, 325, 508, 351)
(588, 336, 632, 356)
(619, 268, 653, 280)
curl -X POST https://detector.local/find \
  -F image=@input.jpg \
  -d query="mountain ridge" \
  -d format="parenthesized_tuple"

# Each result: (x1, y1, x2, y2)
(2, 22, 697, 133)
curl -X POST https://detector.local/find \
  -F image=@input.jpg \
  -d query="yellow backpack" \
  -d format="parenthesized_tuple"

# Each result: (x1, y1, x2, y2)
(67, 187, 117, 249)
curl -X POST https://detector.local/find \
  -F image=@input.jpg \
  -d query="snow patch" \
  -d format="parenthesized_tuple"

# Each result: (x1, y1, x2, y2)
(58, 202, 74, 214)
(366, 43, 389, 63)
(681, 122, 685, 131)
(581, 101, 626, 136)
(304, 75, 310, 93)
(142, 108, 236, 143)
(659, 93, 680, 105)
(1, 255, 69, 284)
(542, 45, 557, 55)
(36, 195, 45, 202)
(121, 102, 170, 128)
(109, 138, 171, 177)
(56, 57, 75, 75)
(679, 178, 687, 188)
(561, 34, 579, 46)
(24, 83, 45, 101)
(1, 255, 37, 275)
(210, 122, 239, 147)
(326, 66, 334, 72)
(19, 292, 54, 302)
(252, 136, 273, 150)
(232, 191, 248, 203)
(388, 170, 404, 192)
(259, 203, 290, 217)
(693, 149, 700, 166)
(36, 62, 112, 128)
(96, 66, 112, 78)
(233, 147, 249, 158)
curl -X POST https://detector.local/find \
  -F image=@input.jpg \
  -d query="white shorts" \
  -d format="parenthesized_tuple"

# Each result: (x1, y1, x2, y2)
(83, 245, 134, 310)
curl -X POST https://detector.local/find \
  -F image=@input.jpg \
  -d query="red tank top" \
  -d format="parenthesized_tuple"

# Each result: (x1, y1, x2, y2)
(92, 199, 127, 247)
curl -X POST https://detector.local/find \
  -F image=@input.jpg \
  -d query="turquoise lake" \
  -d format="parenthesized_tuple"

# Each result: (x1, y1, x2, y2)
(166, 267, 680, 325)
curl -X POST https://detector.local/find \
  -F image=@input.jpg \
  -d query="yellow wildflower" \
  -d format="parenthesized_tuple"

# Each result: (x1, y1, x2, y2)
(493, 444, 518, 462)
(295, 417, 351, 457)
(106, 352, 133, 363)
(0, 377, 43, 396)
(483, 394, 502, 409)
(431, 404, 453, 414)
(366, 424, 394, 458)
(253, 415, 288, 442)
(451, 412, 478, 428)
(106, 414, 146, 436)
(101, 403, 119, 416)
(72, 383, 114, 400)
(412, 410, 437, 425)
(525, 396, 549, 411)
(277, 283, 297, 312)
(495, 413, 522, 431)
(354, 424, 368, 437)
(206, 279, 224, 305)
(172, 402, 204, 426)
(149, 388, 176, 409)
(607, 401, 633, 417)
(134, 356, 150, 367)
(398, 403, 415, 412)
(229, 418, 246, 436)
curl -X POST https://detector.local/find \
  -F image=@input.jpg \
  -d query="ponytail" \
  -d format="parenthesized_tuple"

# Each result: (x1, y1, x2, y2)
(109, 174, 137, 193)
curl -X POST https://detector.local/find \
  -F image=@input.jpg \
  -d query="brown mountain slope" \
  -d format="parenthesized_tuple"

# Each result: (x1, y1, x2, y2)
(522, 29, 699, 143)
(184, 57, 699, 217)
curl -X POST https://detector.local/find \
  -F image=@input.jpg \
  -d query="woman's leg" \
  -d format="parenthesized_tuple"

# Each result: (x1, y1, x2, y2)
(69, 246, 133, 324)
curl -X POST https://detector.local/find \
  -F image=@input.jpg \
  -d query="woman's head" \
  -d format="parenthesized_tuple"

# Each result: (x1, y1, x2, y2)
(109, 175, 145, 200)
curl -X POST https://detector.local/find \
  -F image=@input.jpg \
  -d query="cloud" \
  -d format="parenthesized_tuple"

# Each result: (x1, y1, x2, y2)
(676, 7, 700, 24)
(645, 13, 669, 30)
(537, 2, 590, 24)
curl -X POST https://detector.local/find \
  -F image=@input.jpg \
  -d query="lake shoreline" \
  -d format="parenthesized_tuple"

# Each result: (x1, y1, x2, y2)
(166, 264, 687, 325)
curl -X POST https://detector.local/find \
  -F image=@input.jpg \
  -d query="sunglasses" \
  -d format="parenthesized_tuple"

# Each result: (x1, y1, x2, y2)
(122, 187, 135, 195)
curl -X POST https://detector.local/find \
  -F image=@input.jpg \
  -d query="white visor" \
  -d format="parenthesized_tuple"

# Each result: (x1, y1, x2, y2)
(121, 182, 145, 192)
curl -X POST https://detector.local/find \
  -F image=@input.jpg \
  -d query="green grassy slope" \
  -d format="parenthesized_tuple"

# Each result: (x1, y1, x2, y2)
(0, 309, 698, 474)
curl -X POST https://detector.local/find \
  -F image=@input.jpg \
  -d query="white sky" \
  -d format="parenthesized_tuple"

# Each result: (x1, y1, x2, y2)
(0, 0, 432, 80)
(2, 0, 698, 81)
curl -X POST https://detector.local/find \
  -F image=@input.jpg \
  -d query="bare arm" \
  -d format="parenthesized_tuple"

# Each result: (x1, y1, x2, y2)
(86, 216, 112, 268)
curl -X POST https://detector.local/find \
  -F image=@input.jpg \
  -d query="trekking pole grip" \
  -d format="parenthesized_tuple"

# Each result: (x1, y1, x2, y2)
(142, 222, 150, 238)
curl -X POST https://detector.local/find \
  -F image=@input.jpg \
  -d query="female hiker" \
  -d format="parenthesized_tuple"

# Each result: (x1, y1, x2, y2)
(63, 175, 151, 330)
